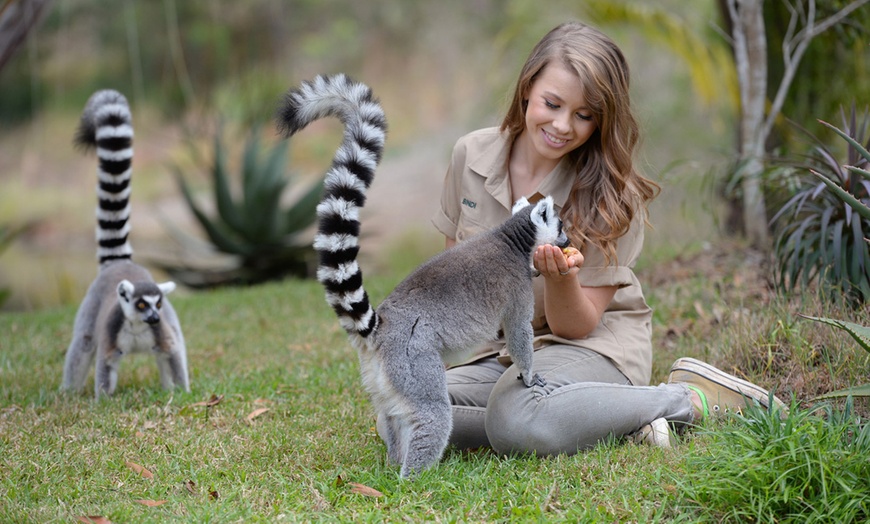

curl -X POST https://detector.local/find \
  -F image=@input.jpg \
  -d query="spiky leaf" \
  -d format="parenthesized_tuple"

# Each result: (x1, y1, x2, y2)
(800, 315, 870, 354)
(820, 119, 870, 165)
(174, 168, 252, 256)
(212, 130, 246, 235)
(811, 169, 870, 223)
(283, 177, 324, 234)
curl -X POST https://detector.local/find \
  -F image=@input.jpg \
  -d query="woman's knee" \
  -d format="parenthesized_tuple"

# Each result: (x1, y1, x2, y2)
(484, 381, 560, 455)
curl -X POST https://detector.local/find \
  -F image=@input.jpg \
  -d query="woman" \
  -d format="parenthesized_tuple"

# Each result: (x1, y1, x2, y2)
(431, 21, 784, 454)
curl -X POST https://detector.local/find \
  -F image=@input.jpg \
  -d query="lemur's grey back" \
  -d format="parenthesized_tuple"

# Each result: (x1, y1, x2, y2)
(377, 206, 539, 353)
(75, 89, 135, 265)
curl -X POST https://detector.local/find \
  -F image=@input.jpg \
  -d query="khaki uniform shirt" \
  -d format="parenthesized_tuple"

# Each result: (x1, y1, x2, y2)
(431, 127, 653, 386)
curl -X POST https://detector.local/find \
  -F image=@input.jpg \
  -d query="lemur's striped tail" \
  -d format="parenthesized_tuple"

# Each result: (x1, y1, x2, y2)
(75, 90, 134, 265)
(276, 74, 387, 338)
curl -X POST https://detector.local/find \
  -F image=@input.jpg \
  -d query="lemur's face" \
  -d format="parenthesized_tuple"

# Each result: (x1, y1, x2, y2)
(117, 280, 175, 325)
(513, 196, 569, 248)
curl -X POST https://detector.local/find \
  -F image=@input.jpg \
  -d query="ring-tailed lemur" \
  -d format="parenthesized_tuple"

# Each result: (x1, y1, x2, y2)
(61, 89, 189, 398)
(276, 74, 568, 477)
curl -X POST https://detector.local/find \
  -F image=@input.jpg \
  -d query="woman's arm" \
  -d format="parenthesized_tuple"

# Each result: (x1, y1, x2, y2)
(533, 244, 616, 339)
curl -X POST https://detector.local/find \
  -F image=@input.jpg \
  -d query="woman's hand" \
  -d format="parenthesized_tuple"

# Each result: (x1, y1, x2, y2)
(533, 244, 584, 278)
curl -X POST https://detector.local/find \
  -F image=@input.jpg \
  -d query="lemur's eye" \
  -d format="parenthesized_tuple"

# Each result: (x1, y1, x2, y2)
(156, 300, 162, 309)
(136, 301, 146, 310)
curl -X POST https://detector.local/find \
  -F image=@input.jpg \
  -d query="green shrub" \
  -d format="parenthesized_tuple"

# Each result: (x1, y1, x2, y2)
(159, 125, 323, 288)
(770, 105, 870, 307)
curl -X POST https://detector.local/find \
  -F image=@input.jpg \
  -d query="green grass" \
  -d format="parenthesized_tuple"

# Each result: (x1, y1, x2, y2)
(1, 248, 868, 522)
(676, 399, 870, 523)
(0, 276, 689, 522)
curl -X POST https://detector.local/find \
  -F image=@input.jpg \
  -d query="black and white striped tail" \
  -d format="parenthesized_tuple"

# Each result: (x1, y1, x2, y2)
(276, 74, 387, 338)
(75, 90, 134, 265)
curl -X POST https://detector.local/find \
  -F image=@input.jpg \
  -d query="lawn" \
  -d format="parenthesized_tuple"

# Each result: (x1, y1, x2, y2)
(1, 244, 868, 522)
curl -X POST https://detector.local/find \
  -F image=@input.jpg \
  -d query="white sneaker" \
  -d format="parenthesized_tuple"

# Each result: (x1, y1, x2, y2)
(631, 417, 674, 448)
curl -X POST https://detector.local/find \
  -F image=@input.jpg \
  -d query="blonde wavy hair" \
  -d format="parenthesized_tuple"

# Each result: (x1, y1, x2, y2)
(500, 21, 660, 264)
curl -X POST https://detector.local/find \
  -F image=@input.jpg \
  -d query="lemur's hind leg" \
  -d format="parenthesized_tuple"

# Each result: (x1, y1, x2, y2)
(62, 336, 96, 393)
(380, 413, 408, 465)
(94, 345, 122, 398)
(385, 347, 453, 478)
(155, 349, 189, 391)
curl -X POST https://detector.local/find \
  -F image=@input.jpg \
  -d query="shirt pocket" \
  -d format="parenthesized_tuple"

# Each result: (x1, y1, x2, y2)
(455, 210, 489, 243)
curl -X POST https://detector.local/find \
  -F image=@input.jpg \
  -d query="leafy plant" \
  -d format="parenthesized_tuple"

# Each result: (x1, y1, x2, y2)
(770, 105, 870, 307)
(676, 397, 870, 523)
(159, 125, 323, 288)
(800, 315, 870, 398)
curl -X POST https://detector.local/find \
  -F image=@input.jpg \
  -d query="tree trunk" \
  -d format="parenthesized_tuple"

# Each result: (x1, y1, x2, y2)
(730, 0, 769, 248)
(0, 0, 54, 74)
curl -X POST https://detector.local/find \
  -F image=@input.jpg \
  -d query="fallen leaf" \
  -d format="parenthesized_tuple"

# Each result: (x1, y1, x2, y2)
(188, 394, 224, 408)
(184, 480, 197, 495)
(253, 398, 271, 404)
(246, 407, 270, 421)
(349, 482, 384, 498)
(209, 488, 219, 500)
(135, 499, 167, 507)
(76, 517, 112, 524)
(125, 461, 154, 479)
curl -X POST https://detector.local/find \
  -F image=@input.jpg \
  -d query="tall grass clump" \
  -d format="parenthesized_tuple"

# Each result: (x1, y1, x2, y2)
(675, 398, 870, 523)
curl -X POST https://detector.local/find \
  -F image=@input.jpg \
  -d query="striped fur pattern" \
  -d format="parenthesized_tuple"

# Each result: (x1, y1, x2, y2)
(62, 90, 189, 398)
(277, 75, 566, 478)
(276, 74, 387, 341)
(75, 89, 135, 265)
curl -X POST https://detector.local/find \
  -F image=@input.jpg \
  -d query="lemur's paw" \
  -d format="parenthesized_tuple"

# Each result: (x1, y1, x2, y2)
(518, 372, 547, 388)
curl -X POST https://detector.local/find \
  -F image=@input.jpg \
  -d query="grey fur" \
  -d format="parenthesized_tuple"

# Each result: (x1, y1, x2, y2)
(61, 89, 189, 398)
(276, 74, 567, 477)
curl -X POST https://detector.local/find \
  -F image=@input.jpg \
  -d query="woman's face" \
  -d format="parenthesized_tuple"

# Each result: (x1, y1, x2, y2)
(523, 62, 598, 162)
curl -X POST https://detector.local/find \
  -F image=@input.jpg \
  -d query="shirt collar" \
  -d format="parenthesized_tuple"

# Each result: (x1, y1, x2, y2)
(468, 130, 574, 211)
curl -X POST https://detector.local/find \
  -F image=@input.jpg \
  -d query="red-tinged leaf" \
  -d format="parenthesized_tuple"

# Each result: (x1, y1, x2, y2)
(184, 480, 197, 495)
(135, 499, 167, 507)
(125, 461, 154, 479)
(349, 482, 384, 498)
(209, 489, 219, 500)
(246, 407, 270, 421)
(76, 517, 112, 524)
(188, 394, 224, 408)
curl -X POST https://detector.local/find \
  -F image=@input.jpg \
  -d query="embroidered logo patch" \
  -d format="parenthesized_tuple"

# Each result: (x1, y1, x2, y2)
(462, 198, 477, 209)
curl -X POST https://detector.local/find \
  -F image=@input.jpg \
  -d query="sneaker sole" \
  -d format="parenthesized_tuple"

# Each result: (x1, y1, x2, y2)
(670, 357, 786, 409)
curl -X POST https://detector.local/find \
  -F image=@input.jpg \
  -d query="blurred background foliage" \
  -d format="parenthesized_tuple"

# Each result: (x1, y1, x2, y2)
(0, 0, 868, 310)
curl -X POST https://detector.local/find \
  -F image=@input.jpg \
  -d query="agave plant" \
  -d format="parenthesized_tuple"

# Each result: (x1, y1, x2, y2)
(159, 125, 323, 288)
(801, 315, 870, 398)
(770, 105, 870, 307)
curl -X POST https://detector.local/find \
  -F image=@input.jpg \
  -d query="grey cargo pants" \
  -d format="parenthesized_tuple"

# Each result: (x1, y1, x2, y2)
(446, 344, 695, 455)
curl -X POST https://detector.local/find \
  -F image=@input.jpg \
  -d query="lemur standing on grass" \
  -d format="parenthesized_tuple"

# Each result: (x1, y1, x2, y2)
(276, 74, 568, 477)
(61, 90, 189, 398)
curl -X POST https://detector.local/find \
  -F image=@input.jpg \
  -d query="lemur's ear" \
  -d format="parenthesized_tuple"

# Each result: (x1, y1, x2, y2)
(533, 196, 555, 222)
(117, 280, 134, 302)
(158, 281, 176, 295)
(511, 197, 531, 215)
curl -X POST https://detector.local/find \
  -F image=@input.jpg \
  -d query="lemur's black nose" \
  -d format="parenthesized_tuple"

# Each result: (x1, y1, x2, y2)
(145, 313, 160, 325)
